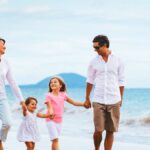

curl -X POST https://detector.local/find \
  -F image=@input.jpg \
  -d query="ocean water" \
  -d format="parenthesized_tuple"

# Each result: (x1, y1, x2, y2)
(6, 87, 150, 145)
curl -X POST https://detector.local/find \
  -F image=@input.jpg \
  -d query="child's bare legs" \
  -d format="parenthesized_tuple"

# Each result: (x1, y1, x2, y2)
(25, 142, 35, 150)
(52, 138, 59, 150)
(0, 141, 3, 150)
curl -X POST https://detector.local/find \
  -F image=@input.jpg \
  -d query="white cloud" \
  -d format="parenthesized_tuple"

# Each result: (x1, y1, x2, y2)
(0, 5, 51, 14)
(0, 0, 7, 4)
(0, 7, 16, 13)
(1, 0, 150, 87)
(5, 37, 94, 84)
(73, 8, 150, 22)
(23, 5, 50, 14)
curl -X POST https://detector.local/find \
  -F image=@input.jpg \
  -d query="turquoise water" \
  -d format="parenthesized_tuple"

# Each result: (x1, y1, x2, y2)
(7, 87, 150, 117)
(6, 86, 150, 145)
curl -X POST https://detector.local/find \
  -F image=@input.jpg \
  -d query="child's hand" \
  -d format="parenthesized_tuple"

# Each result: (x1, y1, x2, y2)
(49, 113, 55, 119)
(48, 110, 55, 119)
(20, 101, 27, 111)
(20, 101, 27, 116)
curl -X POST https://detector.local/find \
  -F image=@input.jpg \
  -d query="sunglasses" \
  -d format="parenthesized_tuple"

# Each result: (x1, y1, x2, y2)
(93, 46, 101, 51)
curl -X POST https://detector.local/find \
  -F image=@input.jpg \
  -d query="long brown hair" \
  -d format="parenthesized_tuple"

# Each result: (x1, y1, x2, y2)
(48, 76, 67, 92)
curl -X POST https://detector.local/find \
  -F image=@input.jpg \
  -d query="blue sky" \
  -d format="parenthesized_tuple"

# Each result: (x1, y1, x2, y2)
(0, 0, 150, 87)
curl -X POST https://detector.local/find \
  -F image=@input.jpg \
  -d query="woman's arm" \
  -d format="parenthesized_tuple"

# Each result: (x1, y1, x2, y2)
(66, 97, 84, 107)
(6, 61, 24, 102)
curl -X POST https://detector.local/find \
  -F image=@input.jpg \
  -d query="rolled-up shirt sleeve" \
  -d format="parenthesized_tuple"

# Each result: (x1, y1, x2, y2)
(6, 61, 24, 102)
(86, 62, 96, 85)
(118, 59, 125, 86)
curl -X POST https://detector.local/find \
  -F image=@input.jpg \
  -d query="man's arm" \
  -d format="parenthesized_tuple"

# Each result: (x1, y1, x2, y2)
(85, 59, 96, 108)
(84, 83, 93, 108)
(118, 58, 125, 107)
(119, 86, 124, 106)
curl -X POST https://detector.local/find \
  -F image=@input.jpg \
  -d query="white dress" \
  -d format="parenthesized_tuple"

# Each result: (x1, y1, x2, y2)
(17, 111, 40, 142)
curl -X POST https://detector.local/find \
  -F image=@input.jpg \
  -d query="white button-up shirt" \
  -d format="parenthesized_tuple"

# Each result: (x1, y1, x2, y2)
(0, 57, 24, 102)
(87, 54, 125, 104)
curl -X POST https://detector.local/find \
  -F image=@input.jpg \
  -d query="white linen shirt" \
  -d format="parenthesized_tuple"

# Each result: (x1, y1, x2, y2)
(87, 54, 125, 104)
(0, 57, 23, 101)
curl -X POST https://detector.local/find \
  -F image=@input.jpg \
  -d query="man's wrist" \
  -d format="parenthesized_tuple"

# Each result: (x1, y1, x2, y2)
(85, 98, 91, 102)
(86, 96, 90, 99)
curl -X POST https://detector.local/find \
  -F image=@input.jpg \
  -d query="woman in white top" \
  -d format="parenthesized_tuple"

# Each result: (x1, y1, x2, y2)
(0, 37, 24, 150)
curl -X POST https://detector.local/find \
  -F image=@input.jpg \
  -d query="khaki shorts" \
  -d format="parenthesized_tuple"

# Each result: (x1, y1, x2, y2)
(93, 102, 121, 132)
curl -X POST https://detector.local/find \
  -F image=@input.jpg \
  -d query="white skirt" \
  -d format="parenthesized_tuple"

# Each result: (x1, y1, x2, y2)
(17, 112, 40, 142)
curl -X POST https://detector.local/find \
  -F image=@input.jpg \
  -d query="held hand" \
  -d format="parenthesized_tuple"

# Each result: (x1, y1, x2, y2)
(48, 110, 55, 119)
(84, 99, 91, 109)
(49, 113, 55, 119)
(20, 101, 27, 111)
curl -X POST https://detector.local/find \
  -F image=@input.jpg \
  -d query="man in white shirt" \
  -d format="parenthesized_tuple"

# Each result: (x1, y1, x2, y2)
(0, 37, 25, 150)
(84, 35, 125, 150)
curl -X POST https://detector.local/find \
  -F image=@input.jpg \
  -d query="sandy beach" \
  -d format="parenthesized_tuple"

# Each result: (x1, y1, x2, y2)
(3, 131, 150, 150)
(1, 105, 149, 150)
(2, 88, 150, 150)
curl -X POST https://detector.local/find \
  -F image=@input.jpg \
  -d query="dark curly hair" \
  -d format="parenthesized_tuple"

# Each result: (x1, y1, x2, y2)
(93, 35, 109, 48)
(25, 97, 38, 106)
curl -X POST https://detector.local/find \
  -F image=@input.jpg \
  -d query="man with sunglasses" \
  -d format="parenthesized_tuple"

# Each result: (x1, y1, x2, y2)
(84, 35, 125, 150)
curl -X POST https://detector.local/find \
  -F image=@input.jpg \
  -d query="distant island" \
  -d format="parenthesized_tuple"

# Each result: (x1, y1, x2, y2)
(21, 73, 86, 88)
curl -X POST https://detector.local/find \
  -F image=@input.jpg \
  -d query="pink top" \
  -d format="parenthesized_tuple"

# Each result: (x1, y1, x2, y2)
(44, 92, 67, 123)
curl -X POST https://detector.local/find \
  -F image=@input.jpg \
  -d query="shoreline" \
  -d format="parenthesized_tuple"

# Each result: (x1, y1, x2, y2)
(4, 131, 150, 150)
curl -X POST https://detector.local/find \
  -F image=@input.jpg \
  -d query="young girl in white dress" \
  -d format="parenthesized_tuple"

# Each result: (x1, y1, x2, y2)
(17, 97, 50, 150)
